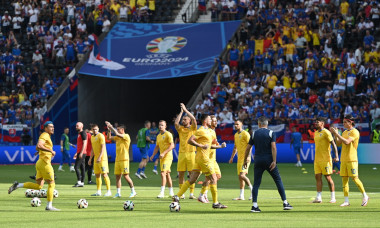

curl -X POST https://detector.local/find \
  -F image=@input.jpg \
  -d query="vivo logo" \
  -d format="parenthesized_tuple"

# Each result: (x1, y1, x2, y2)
(301, 145, 315, 161)
(4, 147, 38, 163)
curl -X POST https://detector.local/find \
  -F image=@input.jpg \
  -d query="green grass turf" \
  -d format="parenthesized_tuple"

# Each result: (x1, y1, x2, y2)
(0, 162, 379, 227)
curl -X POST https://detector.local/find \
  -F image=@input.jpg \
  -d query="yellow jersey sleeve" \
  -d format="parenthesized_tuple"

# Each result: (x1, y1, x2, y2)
(325, 129, 334, 142)
(38, 132, 53, 163)
(341, 129, 360, 162)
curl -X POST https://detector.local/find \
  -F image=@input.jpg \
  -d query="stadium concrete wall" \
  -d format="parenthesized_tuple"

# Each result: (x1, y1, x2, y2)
(1, 144, 379, 165)
(78, 74, 205, 136)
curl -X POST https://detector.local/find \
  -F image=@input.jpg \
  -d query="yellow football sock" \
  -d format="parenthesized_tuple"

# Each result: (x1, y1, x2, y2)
(47, 182, 55, 202)
(177, 181, 190, 196)
(210, 184, 218, 204)
(200, 185, 207, 194)
(353, 177, 366, 194)
(206, 185, 210, 191)
(23, 182, 42, 190)
(342, 177, 349, 197)
(179, 184, 183, 192)
(96, 177, 102, 191)
(190, 183, 195, 194)
(104, 176, 111, 191)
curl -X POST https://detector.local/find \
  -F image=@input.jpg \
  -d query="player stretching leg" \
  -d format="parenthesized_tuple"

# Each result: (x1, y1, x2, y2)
(330, 115, 369, 207)
(229, 120, 253, 201)
(175, 103, 197, 199)
(8, 121, 60, 211)
(198, 115, 222, 203)
(312, 117, 339, 203)
(106, 121, 137, 198)
(88, 124, 112, 197)
(150, 120, 174, 198)
(173, 114, 227, 209)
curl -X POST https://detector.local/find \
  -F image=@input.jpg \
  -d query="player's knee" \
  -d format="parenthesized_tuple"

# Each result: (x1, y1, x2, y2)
(48, 182, 55, 189)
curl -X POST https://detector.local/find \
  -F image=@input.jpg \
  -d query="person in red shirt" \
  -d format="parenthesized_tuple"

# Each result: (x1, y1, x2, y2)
(73, 122, 87, 187)
(85, 129, 95, 184)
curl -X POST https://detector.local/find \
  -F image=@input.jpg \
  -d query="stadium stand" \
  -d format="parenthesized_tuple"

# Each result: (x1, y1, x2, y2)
(194, 0, 380, 131)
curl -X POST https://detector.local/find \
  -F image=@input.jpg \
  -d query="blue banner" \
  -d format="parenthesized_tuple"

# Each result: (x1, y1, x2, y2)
(2, 144, 380, 165)
(79, 21, 241, 79)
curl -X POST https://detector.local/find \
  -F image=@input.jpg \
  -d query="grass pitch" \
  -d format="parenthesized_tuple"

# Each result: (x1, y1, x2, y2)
(0, 162, 379, 227)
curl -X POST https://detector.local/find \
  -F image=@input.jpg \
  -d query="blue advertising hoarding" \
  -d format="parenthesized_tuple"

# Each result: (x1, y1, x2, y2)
(79, 21, 241, 79)
(2, 144, 379, 165)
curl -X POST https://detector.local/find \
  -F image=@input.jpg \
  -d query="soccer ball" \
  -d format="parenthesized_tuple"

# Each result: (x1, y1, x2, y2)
(31, 197, 41, 207)
(53, 189, 59, 198)
(25, 189, 33, 198)
(77, 199, 88, 209)
(123, 200, 134, 211)
(169, 202, 180, 212)
(30, 190, 39, 197)
(38, 189, 47, 198)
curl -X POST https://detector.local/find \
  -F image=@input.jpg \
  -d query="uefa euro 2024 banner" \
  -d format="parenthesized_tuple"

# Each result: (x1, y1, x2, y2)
(79, 21, 241, 79)
(1, 143, 380, 165)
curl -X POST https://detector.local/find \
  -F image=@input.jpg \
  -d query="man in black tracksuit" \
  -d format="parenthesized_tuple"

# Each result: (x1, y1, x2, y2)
(243, 116, 293, 212)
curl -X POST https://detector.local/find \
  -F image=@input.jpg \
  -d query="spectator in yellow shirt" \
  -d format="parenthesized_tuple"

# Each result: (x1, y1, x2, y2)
(266, 74, 278, 95)
(340, 0, 349, 16)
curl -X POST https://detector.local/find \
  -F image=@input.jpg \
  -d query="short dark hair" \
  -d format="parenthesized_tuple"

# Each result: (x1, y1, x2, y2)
(144, 120, 150, 125)
(91, 124, 99, 128)
(118, 125, 126, 131)
(159, 120, 166, 124)
(344, 114, 355, 126)
(200, 114, 210, 123)
(315, 117, 326, 123)
(258, 116, 268, 125)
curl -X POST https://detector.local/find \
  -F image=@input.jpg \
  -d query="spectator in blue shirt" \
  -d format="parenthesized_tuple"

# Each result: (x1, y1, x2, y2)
(363, 30, 374, 48)
(254, 50, 263, 73)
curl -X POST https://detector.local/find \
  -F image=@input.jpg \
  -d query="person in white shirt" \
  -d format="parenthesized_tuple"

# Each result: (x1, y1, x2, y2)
(355, 47, 363, 64)
(343, 103, 353, 116)
(12, 13, 23, 34)
(219, 108, 234, 124)
(346, 52, 357, 67)
(66, 1, 76, 23)
(77, 19, 87, 34)
(29, 5, 39, 24)
(119, 4, 131, 20)
(1, 11, 12, 35)
(102, 15, 111, 33)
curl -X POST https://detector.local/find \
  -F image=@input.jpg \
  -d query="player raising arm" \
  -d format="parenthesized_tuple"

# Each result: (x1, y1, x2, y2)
(175, 103, 197, 199)
(105, 121, 137, 198)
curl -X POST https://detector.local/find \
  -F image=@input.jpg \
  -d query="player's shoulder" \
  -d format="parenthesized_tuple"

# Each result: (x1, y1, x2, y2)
(39, 132, 49, 140)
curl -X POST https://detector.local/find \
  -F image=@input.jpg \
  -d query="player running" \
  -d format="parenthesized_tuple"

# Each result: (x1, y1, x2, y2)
(8, 121, 60, 211)
(105, 121, 137, 198)
(88, 124, 112, 197)
(198, 115, 222, 203)
(330, 115, 369, 207)
(175, 103, 197, 199)
(173, 114, 227, 209)
(136, 121, 154, 179)
(312, 117, 339, 203)
(150, 120, 175, 198)
(229, 120, 253, 201)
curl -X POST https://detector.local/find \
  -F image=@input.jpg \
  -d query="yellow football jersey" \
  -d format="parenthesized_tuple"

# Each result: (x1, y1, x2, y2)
(194, 126, 213, 162)
(114, 134, 131, 162)
(314, 128, 334, 162)
(91, 133, 108, 161)
(38, 132, 53, 163)
(156, 131, 174, 160)
(177, 125, 197, 153)
(234, 130, 250, 163)
(209, 128, 217, 162)
(341, 128, 360, 162)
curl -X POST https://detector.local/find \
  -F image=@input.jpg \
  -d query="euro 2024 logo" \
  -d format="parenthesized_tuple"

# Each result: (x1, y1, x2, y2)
(146, 36, 187, 54)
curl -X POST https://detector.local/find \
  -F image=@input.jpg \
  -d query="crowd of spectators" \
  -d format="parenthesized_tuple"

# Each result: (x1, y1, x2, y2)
(0, 0, 137, 128)
(195, 0, 380, 129)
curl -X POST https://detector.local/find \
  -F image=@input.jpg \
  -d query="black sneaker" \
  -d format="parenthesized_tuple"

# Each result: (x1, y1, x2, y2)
(250, 206, 261, 213)
(283, 202, 293, 210)
(212, 202, 228, 209)
(8, 181, 18, 194)
(172, 195, 180, 202)
(88, 181, 96, 185)
(29, 175, 36, 180)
